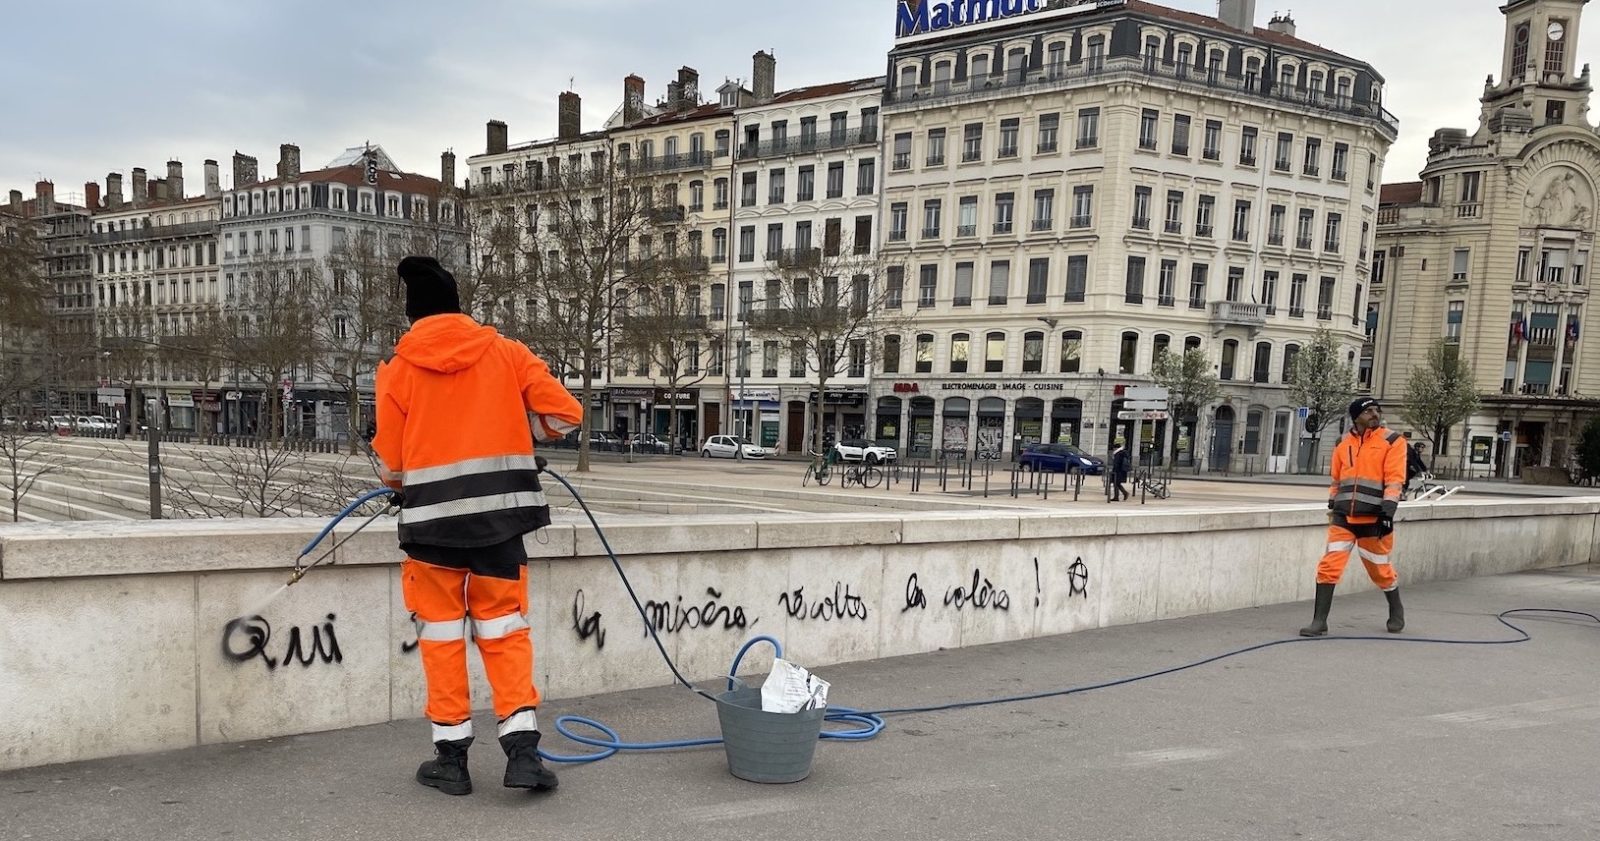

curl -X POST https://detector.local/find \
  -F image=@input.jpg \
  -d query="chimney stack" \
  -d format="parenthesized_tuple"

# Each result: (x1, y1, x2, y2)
(153, 179, 168, 202)
(558, 91, 582, 140)
(131, 168, 148, 207)
(84, 181, 101, 211)
(441, 150, 457, 190)
(623, 74, 646, 125)
(487, 120, 509, 155)
(34, 180, 54, 215)
(204, 160, 220, 198)
(277, 144, 301, 179)
(677, 66, 700, 106)
(1267, 12, 1295, 37)
(666, 80, 682, 110)
(753, 51, 776, 104)
(9, 189, 24, 214)
(1218, 0, 1257, 32)
(232, 152, 258, 188)
(106, 173, 124, 208)
(166, 160, 184, 200)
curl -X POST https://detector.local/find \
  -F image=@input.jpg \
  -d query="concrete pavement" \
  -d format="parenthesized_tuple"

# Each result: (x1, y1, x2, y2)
(4, 564, 1597, 841)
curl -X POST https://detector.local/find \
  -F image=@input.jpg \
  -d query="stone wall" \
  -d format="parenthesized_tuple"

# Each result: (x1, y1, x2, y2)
(2, 500, 1596, 771)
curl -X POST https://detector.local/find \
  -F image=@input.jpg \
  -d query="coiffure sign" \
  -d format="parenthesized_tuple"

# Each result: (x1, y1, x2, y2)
(895, 0, 1127, 45)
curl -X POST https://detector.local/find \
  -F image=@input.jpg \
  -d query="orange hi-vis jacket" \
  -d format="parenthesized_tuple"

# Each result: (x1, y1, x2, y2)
(1327, 424, 1407, 524)
(374, 314, 582, 549)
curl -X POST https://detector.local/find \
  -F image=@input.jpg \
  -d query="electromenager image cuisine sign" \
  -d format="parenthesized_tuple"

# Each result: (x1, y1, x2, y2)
(895, 0, 1128, 44)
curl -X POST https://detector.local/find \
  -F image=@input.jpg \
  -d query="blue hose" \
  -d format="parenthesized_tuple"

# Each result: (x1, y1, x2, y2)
(298, 487, 396, 559)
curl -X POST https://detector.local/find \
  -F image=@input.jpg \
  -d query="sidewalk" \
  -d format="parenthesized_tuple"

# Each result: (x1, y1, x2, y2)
(4, 565, 1597, 841)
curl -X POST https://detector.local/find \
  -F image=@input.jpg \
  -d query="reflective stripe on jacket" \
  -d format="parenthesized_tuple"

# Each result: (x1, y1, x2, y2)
(374, 314, 583, 549)
(1327, 425, 1407, 521)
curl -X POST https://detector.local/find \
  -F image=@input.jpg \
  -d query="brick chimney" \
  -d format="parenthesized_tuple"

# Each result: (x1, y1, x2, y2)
(441, 150, 457, 190)
(1267, 12, 1295, 37)
(106, 173, 124, 209)
(753, 51, 776, 104)
(10, 189, 24, 214)
(232, 152, 258, 188)
(166, 160, 184, 200)
(623, 74, 646, 124)
(666, 80, 682, 110)
(487, 120, 509, 155)
(204, 160, 220, 198)
(131, 168, 147, 207)
(153, 179, 169, 202)
(1218, 0, 1257, 32)
(32, 180, 53, 215)
(84, 181, 101, 211)
(677, 66, 700, 105)
(558, 91, 582, 140)
(277, 144, 301, 179)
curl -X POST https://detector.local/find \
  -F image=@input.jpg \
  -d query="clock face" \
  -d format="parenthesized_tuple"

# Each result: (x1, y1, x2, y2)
(1549, 21, 1565, 41)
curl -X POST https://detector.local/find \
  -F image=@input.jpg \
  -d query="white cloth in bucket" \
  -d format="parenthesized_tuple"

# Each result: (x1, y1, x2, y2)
(760, 658, 830, 713)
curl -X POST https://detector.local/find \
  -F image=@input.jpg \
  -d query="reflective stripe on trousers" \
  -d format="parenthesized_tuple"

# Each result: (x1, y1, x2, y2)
(1316, 524, 1397, 591)
(402, 558, 539, 726)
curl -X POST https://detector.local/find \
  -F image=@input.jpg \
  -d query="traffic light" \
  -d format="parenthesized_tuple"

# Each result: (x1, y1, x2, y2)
(365, 157, 378, 185)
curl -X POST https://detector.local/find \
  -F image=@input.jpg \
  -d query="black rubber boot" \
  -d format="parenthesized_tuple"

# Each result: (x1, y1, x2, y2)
(1385, 588, 1405, 633)
(416, 737, 472, 796)
(1299, 583, 1335, 637)
(501, 731, 558, 791)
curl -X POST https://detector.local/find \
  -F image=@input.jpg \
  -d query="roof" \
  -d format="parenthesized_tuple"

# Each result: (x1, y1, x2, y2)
(1379, 181, 1425, 206)
(1123, 2, 1365, 68)
(95, 194, 217, 217)
(232, 162, 445, 197)
(629, 102, 734, 129)
(764, 76, 885, 106)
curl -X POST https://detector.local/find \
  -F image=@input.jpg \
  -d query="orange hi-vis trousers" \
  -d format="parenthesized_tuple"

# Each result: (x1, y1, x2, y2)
(402, 558, 540, 743)
(1317, 523, 1398, 591)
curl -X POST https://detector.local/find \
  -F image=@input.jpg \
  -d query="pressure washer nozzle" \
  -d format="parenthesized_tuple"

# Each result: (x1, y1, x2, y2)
(287, 566, 308, 586)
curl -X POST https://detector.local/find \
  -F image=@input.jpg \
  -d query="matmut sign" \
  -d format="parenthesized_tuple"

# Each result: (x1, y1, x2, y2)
(896, 0, 1127, 44)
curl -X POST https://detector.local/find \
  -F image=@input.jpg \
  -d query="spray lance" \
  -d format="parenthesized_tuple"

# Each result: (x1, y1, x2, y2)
(286, 434, 401, 587)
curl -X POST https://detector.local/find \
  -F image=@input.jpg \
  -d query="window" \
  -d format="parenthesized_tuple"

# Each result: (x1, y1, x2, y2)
(1203, 120, 1222, 160)
(893, 133, 912, 170)
(1240, 126, 1259, 166)
(984, 332, 1005, 373)
(1195, 195, 1215, 238)
(1367, 152, 1377, 191)
(1282, 343, 1300, 383)
(1289, 274, 1307, 317)
(1125, 256, 1146, 304)
(857, 159, 875, 195)
(1038, 113, 1059, 153)
(916, 334, 934, 372)
(825, 218, 843, 256)
(1324, 213, 1342, 253)
(737, 281, 753, 321)
(1027, 258, 1048, 304)
(922, 199, 942, 238)
(714, 178, 730, 209)
(1446, 301, 1464, 342)
(954, 262, 974, 306)
(1372, 249, 1387, 285)
(1253, 343, 1272, 384)
(1132, 187, 1152, 230)
(1351, 283, 1364, 327)
(950, 196, 977, 237)
(1071, 186, 1093, 228)
(950, 333, 970, 373)
(1547, 19, 1567, 74)
(1172, 114, 1191, 155)
(1076, 108, 1100, 149)
(1048, 41, 1067, 75)
(994, 193, 1015, 233)
(1260, 271, 1279, 314)
(1017, 331, 1044, 373)
(738, 226, 755, 262)
(765, 224, 783, 259)
(826, 162, 844, 198)
(1220, 340, 1237, 380)
(886, 266, 904, 309)
(1232, 200, 1251, 242)
(769, 169, 786, 204)
(689, 180, 705, 211)
(1268, 205, 1286, 246)
(890, 202, 908, 240)
(1165, 190, 1184, 233)
(1158, 260, 1177, 307)
(927, 128, 946, 166)
(741, 172, 757, 207)
(713, 228, 728, 261)
(988, 260, 1009, 305)
(1188, 264, 1209, 309)
(711, 283, 726, 320)
(790, 340, 806, 377)
(1460, 170, 1481, 205)
(1226, 266, 1245, 302)
(1275, 132, 1293, 171)
(1452, 248, 1470, 282)
(883, 335, 902, 373)
(1152, 334, 1171, 363)
(963, 123, 984, 162)
(1065, 255, 1087, 303)
(1303, 137, 1321, 177)
(1060, 331, 1082, 373)
(1332, 143, 1349, 181)
(848, 340, 866, 378)
(1317, 276, 1336, 320)
(1139, 109, 1159, 150)
(1119, 332, 1138, 374)
(1296, 210, 1315, 249)
(1543, 248, 1568, 284)
(999, 118, 1020, 157)
(918, 265, 937, 307)
(854, 216, 872, 255)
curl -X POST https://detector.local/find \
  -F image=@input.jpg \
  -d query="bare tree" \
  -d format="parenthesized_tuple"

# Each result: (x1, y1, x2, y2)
(226, 249, 318, 441)
(318, 229, 407, 451)
(161, 440, 385, 518)
(752, 240, 906, 457)
(615, 255, 719, 453)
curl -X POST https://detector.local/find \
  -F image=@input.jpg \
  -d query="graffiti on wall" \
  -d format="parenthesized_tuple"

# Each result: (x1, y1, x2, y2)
(222, 614, 343, 671)
(779, 582, 869, 622)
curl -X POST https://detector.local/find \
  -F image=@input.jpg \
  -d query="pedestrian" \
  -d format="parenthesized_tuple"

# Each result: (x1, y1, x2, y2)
(1404, 441, 1429, 495)
(1110, 439, 1131, 501)
(1300, 397, 1407, 637)
(373, 255, 584, 796)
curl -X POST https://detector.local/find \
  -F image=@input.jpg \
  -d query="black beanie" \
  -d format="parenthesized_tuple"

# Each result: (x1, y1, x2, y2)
(397, 255, 461, 320)
(1348, 397, 1380, 421)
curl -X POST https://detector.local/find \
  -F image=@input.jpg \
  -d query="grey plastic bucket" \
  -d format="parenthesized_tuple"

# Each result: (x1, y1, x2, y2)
(714, 679, 825, 783)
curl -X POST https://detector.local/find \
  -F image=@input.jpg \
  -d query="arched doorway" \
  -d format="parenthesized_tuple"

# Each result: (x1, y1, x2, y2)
(1050, 397, 1082, 446)
(908, 397, 935, 459)
(875, 396, 903, 449)
(1211, 405, 1236, 472)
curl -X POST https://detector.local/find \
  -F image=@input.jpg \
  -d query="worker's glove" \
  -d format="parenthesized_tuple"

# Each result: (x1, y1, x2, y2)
(535, 455, 549, 474)
(1377, 514, 1394, 536)
(386, 490, 406, 510)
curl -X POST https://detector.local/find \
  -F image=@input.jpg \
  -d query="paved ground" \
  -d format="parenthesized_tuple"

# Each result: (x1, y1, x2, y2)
(5, 564, 1597, 841)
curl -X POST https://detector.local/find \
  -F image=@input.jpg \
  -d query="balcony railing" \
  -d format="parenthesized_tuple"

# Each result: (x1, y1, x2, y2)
(769, 247, 822, 269)
(631, 151, 714, 174)
(90, 220, 216, 245)
(1211, 301, 1267, 329)
(736, 128, 879, 160)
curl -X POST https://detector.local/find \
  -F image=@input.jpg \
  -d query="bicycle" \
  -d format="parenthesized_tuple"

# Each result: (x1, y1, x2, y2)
(803, 452, 833, 487)
(1405, 472, 1440, 500)
(840, 462, 884, 489)
(1134, 469, 1170, 499)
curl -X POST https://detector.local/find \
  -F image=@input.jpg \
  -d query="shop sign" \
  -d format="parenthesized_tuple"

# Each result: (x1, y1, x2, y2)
(892, 382, 921, 393)
(609, 386, 655, 400)
(166, 390, 195, 408)
(895, 0, 1126, 45)
(939, 381, 1068, 392)
(655, 388, 700, 406)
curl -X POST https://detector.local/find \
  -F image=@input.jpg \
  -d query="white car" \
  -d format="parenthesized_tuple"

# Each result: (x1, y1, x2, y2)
(701, 435, 765, 459)
(834, 438, 898, 464)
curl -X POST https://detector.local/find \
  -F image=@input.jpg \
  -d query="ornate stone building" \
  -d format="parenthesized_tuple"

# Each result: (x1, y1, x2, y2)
(1372, 0, 1595, 478)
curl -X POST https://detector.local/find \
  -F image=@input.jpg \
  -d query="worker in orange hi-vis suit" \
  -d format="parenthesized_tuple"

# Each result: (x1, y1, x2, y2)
(1300, 396, 1407, 638)
(373, 255, 582, 797)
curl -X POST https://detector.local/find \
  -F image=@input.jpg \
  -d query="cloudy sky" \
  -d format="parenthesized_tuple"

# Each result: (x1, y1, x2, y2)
(4, 0, 1596, 202)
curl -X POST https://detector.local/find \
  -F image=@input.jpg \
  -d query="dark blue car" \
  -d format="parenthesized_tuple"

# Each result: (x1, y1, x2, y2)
(1019, 443, 1105, 475)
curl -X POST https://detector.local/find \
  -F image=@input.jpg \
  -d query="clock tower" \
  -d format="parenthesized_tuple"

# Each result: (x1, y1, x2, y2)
(1483, 0, 1591, 129)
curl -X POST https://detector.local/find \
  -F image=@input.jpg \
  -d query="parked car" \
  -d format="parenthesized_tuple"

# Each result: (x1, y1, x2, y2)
(834, 438, 898, 465)
(628, 433, 672, 454)
(48, 415, 73, 432)
(1019, 443, 1105, 475)
(700, 435, 765, 459)
(588, 431, 621, 452)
